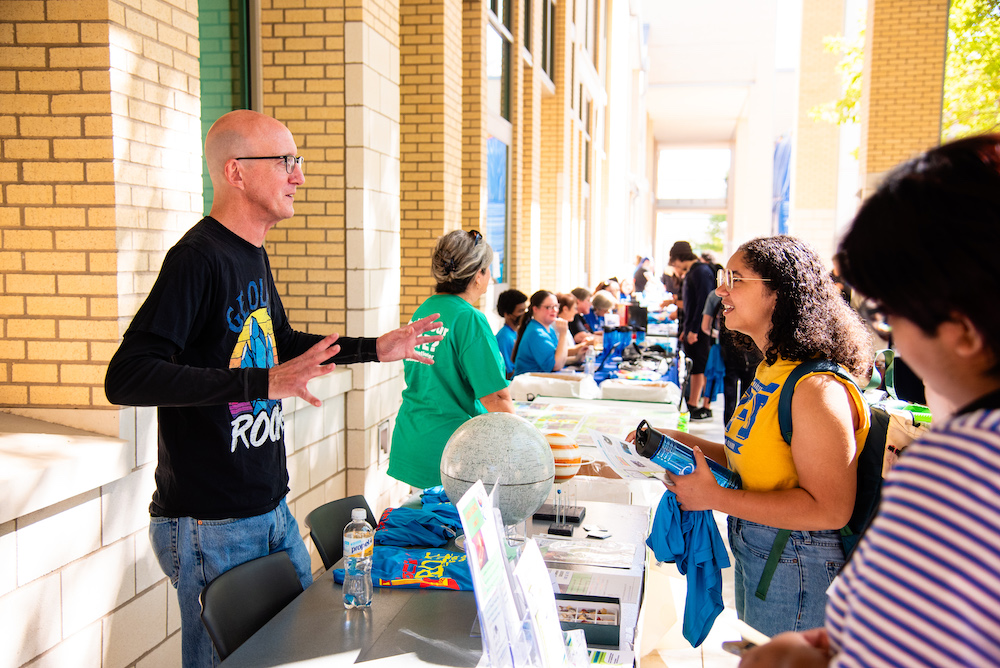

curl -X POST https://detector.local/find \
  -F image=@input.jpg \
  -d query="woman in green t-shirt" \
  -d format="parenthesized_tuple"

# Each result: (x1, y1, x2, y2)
(388, 230, 516, 488)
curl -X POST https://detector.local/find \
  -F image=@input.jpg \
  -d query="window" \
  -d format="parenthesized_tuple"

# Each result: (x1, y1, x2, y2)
(486, 24, 511, 121)
(198, 0, 253, 214)
(490, 0, 510, 29)
(541, 0, 555, 80)
(523, 0, 532, 53)
(486, 136, 508, 282)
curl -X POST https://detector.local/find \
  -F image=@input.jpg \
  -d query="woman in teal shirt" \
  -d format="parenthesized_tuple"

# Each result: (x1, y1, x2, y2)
(511, 290, 571, 376)
(388, 230, 515, 489)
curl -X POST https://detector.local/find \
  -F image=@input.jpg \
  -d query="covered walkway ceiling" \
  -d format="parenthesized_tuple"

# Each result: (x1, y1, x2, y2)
(644, 0, 778, 145)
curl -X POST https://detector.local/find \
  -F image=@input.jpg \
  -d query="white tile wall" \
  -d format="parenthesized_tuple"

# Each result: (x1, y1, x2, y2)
(17, 493, 102, 586)
(135, 630, 180, 668)
(0, 520, 15, 597)
(101, 468, 156, 545)
(1, 573, 62, 667)
(23, 622, 101, 668)
(62, 538, 136, 636)
(102, 582, 167, 668)
(133, 532, 163, 593)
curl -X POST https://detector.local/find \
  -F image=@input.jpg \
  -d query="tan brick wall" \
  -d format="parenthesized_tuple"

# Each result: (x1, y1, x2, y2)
(859, 0, 948, 193)
(538, 0, 569, 291)
(398, 0, 464, 324)
(0, 0, 200, 411)
(258, 0, 349, 335)
(794, 0, 844, 211)
(463, 0, 485, 233)
(514, 0, 543, 291)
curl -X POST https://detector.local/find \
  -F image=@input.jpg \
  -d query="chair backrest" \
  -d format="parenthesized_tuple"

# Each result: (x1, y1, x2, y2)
(199, 551, 303, 661)
(304, 495, 377, 570)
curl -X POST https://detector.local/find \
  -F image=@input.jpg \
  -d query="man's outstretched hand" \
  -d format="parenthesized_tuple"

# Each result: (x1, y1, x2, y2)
(376, 313, 444, 364)
(268, 333, 341, 407)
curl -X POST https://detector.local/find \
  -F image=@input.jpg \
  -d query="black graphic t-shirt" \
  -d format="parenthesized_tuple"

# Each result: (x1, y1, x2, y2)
(107, 217, 372, 519)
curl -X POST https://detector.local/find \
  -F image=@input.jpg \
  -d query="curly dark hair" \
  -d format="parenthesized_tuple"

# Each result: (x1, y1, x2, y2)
(737, 235, 872, 379)
(838, 134, 1000, 375)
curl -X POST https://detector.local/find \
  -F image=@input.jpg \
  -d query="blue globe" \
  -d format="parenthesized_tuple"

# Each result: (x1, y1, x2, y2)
(440, 412, 555, 525)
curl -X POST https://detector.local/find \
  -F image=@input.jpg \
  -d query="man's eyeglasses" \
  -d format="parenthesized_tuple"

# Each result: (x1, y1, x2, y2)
(717, 268, 771, 290)
(236, 155, 304, 174)
(468, 229, 483, 246)
(858, 298, 893, 335)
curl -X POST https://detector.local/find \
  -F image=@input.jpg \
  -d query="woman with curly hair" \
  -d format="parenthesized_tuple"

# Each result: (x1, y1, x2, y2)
(742, 135, 1000, 668)
(642, 235, 873, 637)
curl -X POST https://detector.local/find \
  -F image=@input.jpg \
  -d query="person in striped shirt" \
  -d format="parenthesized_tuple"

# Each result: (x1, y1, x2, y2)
(741, 135, 1000, 667)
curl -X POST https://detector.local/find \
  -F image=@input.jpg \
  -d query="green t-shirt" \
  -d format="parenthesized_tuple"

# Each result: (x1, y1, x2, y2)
(388, 294, 509, 488)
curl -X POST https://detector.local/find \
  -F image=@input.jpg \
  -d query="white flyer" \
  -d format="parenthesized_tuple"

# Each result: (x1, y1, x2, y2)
(588, 428, 664, 481)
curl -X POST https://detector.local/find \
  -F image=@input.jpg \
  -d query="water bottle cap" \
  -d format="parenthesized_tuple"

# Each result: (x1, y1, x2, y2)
(351, 508, 366, 521)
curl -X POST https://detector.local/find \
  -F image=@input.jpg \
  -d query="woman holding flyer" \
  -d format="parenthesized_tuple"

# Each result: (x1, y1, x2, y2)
(634, 235, 872, 638)
(741, 134, 1000, 668)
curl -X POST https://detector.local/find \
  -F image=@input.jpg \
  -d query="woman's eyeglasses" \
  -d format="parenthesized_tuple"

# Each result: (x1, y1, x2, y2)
(468, 229, 483, 246)
(717, 268, 771, 290)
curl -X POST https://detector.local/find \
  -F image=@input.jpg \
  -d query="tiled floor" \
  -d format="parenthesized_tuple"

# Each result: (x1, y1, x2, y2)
(640, 402, 744, 668)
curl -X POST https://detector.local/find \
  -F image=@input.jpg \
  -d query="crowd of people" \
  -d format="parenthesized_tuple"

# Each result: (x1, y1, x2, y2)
(102, 106, 1000, 666)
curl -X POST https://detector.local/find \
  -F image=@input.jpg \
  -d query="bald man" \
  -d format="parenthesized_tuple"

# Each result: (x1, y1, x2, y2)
(105, 110, 441, 667)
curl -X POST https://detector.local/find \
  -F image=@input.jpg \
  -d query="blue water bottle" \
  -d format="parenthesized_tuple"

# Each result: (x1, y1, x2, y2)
(633, 420, 741, 489)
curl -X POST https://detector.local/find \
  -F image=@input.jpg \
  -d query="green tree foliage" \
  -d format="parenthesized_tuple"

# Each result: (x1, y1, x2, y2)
(811, 0, 1000, 141)
(808, 32, 863, 126)
(942, 0, 1000, 140)
(702, 215, 725, 254)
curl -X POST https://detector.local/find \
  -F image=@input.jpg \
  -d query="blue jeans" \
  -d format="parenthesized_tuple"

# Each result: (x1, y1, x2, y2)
(149, 499, 313, 667)
(728, 516, 845, 637)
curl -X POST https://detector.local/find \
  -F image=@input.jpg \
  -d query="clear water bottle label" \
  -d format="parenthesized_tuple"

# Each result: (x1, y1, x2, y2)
(344, 535, 373, 558)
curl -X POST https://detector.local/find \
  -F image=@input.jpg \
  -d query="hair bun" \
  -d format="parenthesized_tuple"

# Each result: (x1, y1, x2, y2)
(444, 257, 458, 274)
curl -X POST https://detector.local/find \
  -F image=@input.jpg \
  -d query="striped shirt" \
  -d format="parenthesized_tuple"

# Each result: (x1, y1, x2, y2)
(826, 407, 1000, 667)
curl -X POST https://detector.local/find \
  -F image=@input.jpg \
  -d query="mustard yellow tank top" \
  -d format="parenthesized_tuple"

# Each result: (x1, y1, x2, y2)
(724, 358, 870, 492)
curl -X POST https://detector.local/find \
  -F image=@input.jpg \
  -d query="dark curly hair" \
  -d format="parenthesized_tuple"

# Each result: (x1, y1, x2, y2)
(838, 134, 1000, 375)
(737, 235, 872, 379)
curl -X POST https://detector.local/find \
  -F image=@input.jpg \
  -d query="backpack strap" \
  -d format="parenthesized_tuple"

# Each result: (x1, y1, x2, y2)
(755, 528, 791, 601)
(777, 360, 853, 445)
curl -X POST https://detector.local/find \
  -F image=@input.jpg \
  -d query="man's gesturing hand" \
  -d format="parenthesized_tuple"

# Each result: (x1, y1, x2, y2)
(376, 313, 444, 364)
(268, 333, 341, 407)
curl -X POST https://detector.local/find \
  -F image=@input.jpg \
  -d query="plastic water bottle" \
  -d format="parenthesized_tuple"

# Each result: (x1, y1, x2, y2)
(633, 419, 741, 489)
(676, 395, 690, 433)
(343, 508, 373, 608)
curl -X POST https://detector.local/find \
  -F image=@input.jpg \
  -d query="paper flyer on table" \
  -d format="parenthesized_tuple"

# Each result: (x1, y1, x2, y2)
(512, 539, 569, 668)
(588, 428, 664, 480)
(454, 481, 523, 668)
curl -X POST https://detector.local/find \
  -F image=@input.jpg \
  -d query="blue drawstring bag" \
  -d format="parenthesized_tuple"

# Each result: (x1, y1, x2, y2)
(374, 506, 462, 547)
(334, 546, 473, 591)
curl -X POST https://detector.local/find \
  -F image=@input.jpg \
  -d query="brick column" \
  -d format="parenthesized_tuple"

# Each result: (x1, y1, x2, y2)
(463, 0, 486, 233)
(398, 0, 464, 324)
(340, 2, 405, 501)
(858, 0, 949, 197)
(792, 0, 845, 264)
(539, 0, 570, 290)
(0, 0, 200, 434)
(515, 0, 543, 291)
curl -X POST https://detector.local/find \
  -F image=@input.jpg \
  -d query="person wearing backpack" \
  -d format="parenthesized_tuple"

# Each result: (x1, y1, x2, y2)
(642, 235, 873, 638)
(740, 135, 1000, 667)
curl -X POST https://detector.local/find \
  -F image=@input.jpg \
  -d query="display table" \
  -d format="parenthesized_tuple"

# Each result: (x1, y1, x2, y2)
(220, 501, 650, 667)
